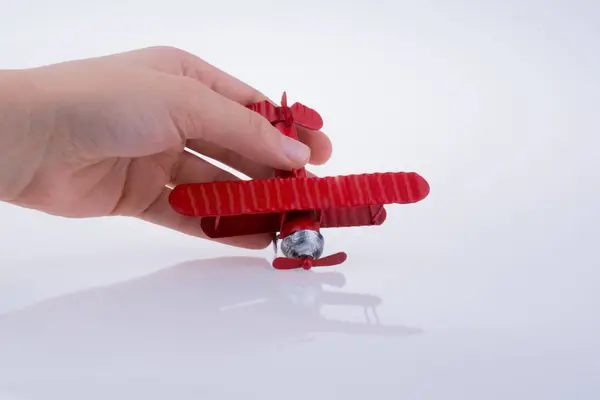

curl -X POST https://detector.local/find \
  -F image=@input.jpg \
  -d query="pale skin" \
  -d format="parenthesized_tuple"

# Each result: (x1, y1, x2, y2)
(0, 46, 333, 249)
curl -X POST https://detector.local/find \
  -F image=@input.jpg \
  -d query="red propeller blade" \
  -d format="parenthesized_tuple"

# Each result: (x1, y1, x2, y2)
(272, 252, 347, 270)
(272, 257, 303, 270)
(312, 252, 347, 267)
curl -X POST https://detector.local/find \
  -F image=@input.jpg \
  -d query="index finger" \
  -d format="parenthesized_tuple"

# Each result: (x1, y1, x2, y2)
(165, 74, 311, 171)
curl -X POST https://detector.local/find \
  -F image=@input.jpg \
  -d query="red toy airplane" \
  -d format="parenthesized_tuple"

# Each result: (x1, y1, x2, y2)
(168, 92, 430, 270)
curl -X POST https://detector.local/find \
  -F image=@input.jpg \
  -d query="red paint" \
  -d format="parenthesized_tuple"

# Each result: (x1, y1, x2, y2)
(278, 211, 319, 239)
(272, 251, 348, 270)
(168, 92, 431, 270)
(169, 172, 429, 217)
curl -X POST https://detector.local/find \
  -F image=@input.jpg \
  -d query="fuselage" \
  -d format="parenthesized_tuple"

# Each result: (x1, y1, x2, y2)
(273, 112, 324, 260)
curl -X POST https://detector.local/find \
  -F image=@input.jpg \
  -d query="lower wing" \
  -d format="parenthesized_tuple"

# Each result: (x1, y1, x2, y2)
(320, 205, 387, 228)
(200, 212, 282, 238)
(200, 206, 386, 239)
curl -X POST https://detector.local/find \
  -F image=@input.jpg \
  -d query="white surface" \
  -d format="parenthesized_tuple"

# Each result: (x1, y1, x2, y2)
(1, 1, 599, 399)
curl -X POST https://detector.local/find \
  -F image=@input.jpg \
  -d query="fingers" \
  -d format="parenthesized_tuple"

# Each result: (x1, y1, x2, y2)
(165, 75, 311, 171)
(124, 46, 333, 166)
(187, 127, 331, 179)
(170, 51, 333, 165)
(138, 151, 272, 249)
(187, 141, 274, 179)
(188, 145, 319, 181)
(296, 127, 332, 165)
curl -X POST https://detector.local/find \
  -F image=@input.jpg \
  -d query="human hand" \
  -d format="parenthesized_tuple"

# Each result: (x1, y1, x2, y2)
(0, 46, 332, 249)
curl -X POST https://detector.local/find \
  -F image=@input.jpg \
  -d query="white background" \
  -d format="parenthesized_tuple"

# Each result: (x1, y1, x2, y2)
(0, 1, 599, 399)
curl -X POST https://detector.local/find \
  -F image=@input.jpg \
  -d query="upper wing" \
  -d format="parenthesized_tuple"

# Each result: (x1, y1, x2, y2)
(246, 100, 280, 123)
(168, 172, 430, 217)
(290, 102, 323, 130)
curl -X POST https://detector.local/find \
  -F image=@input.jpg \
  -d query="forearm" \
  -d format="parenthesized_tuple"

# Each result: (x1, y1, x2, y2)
(0, 69, 51, 202)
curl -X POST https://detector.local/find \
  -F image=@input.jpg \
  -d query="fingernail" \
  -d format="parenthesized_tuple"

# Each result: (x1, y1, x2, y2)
(282, 136, 310, 164)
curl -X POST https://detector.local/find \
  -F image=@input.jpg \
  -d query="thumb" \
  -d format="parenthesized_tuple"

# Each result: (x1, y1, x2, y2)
(170, 76, 311, 171)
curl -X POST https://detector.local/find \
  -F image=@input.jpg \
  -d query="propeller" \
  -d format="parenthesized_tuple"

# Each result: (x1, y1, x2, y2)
(272, 252, 347, 270)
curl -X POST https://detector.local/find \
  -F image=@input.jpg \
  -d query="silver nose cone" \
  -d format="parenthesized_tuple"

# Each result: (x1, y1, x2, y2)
(280, 230, 324, 259)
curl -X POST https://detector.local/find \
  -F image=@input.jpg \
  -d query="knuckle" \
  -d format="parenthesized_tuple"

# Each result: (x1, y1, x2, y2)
(169, 153, 188, 182)
(152, 45, 189, 59)
(151, 46, 206, 81)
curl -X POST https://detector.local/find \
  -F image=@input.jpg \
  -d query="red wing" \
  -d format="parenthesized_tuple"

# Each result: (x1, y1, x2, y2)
(290, 102, 324, 130)
(246, 100, 280, 123)
(200, 206, 387, 238)
(168, 172, 430, 217)
(320, 205, 387, 228)
(200, 213, 282, 238)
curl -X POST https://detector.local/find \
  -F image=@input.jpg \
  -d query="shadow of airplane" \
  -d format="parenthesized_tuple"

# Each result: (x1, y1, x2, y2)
(0, 256, 422, 397)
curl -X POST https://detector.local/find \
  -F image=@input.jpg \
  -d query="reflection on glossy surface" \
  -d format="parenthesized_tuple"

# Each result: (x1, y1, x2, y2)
(0, 257, 420, 399)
